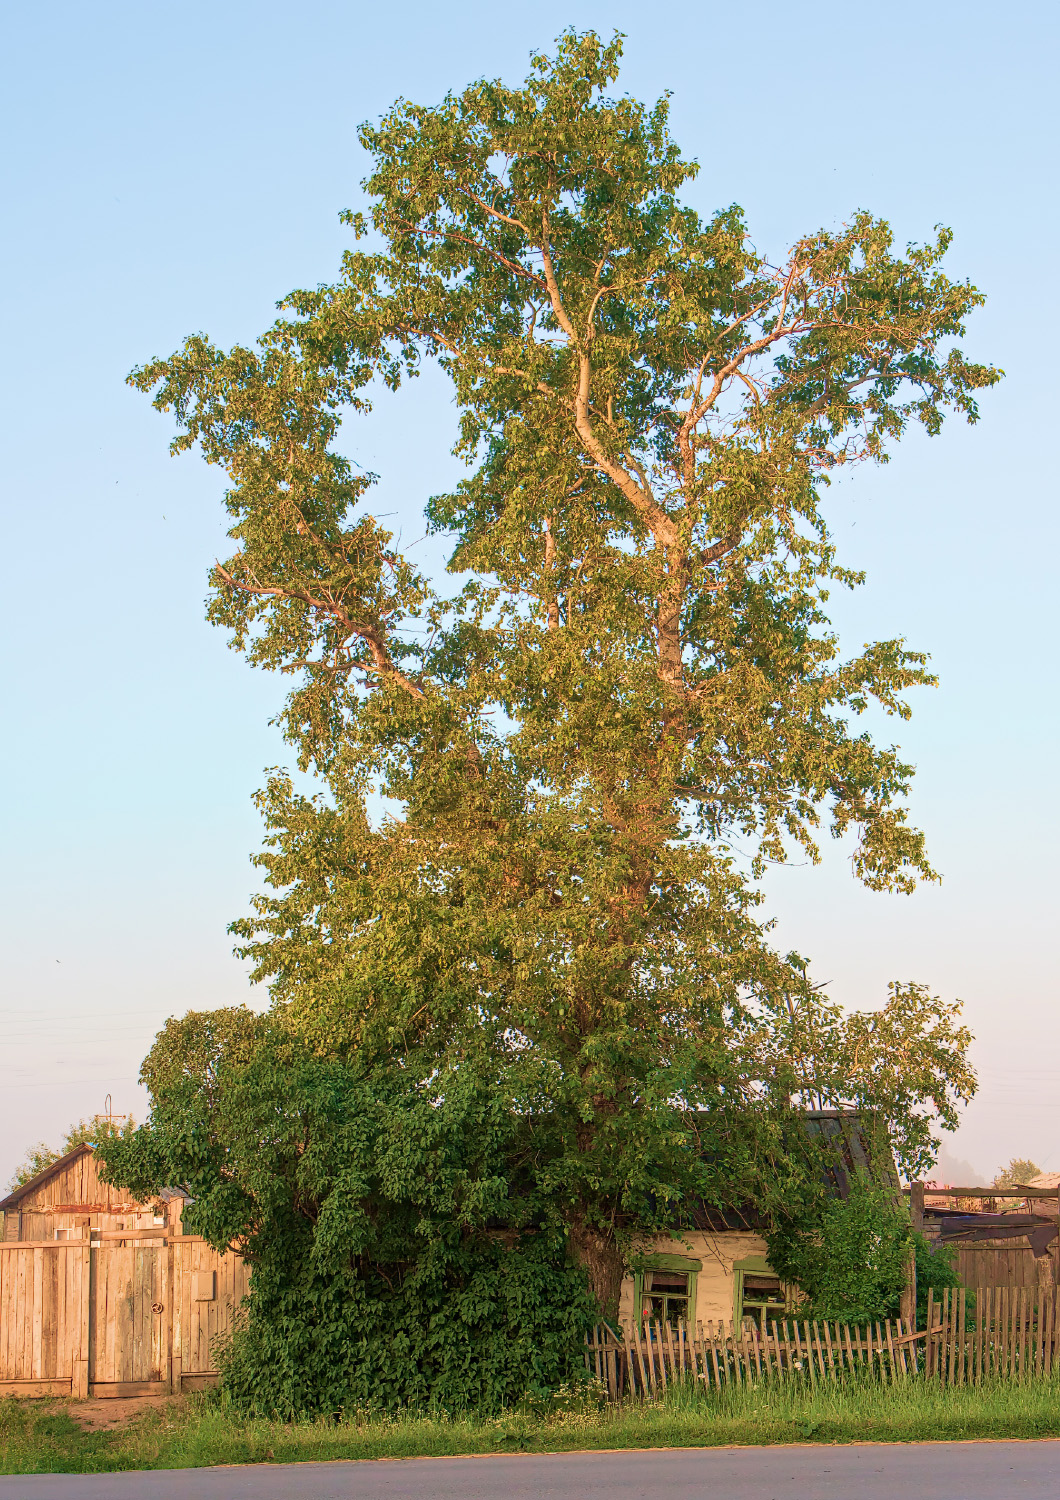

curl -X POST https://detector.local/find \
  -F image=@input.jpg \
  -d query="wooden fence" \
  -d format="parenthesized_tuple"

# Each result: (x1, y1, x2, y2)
(0, 1233, 248, 1398)
(585, 1285, 1060, 1398)
(584, 1314, 921, 1397)
(923, 1285, 1060, 1384)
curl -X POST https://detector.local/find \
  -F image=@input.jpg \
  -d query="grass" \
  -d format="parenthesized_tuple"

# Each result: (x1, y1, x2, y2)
(4, 1374, 1060, 1474)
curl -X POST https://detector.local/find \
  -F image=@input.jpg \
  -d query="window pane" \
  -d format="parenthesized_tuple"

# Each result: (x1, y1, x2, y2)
(648, 1271, 689, 1292)
(743, 1275, 782, 1294)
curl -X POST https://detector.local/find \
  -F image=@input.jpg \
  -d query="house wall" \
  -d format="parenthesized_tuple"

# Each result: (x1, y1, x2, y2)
(618, 1230, 772, 1328)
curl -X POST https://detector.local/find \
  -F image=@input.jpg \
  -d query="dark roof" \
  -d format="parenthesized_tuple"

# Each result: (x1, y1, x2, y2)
(0, 1143, 95, 1212)
(804, 1109, 900, 1200)
(678, 1110, 898, 1234)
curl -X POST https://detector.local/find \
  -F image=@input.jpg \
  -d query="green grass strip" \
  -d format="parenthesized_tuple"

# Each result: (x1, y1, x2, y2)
(6, 1374, 1060, 1475)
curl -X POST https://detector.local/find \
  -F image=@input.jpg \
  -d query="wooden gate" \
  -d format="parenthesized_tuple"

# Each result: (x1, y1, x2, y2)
(0, 1233, 246, 1397)
(89, 1241, 168, 1396)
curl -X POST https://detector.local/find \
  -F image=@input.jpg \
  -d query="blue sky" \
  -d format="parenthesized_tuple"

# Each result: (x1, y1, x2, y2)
(1, 0, 1056, 1187)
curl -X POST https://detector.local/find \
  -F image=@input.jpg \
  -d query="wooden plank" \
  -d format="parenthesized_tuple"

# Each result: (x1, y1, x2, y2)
(895, 1316, 910, 1379)
(758, 1321, 773, 1382)
(992, 1285, 1001, 1380)
(843, 1321, 855, 1375)
(979, 1287, 988, 1382)
(974, 1287, 983, 1385)
(883, 1320, 897, 1382)
(15, 1250, 28, 1381)
(620, 1325, 634, 1396)
(0, 1378, 73, 1397)
(0, 1240, 95, 1251)
(792, 1320, 805, 1379)
(652, 1319, 667, 1390)
(1003, 1285, 1013, 1378)
(962, 1292, 970, 1385)
(632, 1320, 651, 1393)
(709, 1321, 722, 1388)
(904, 1185, 1060, 1199)
(820, 1320, 836, 1379)
(662, 1316, 677, 1382)
(749, 1320, 763, 1381)
(88, 1380, 167, 1398)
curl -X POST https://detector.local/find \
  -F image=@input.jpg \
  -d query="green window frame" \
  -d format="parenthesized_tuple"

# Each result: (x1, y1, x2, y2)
(633, 1253, 701, 1328)
(733, 1254, 788, 1332)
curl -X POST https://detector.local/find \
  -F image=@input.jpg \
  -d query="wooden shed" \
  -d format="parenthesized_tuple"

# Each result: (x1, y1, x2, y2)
(0, 1144, 181, 1243)
(0, 1146, 247, 1398)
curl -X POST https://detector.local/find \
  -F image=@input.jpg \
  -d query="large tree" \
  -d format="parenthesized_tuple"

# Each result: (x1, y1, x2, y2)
(132, 32, 991, 1311)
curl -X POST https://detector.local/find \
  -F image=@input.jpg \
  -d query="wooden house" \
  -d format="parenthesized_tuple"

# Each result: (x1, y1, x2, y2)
(0, 1145, 246, 1398)
(0, 1144, 183, 1242)
(618, 1110, 895, 1332)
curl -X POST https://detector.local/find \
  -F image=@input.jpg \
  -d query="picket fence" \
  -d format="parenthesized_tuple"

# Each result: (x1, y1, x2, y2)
(584, 1285, 1060, 1398)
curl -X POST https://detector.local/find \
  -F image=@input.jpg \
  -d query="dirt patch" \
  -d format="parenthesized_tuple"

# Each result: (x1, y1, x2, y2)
(65, 1395, 184, 1431)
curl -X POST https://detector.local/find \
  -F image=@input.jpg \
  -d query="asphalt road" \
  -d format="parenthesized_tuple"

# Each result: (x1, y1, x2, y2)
(4, 1443, 1060, 1500)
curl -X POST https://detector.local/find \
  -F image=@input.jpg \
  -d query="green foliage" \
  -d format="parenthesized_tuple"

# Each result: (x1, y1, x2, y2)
(913, 1234, 964, 1327)
(101, 1010, 599, 1414)
(128, 29, 989, 1308)
(7, 1114, 136, 1193)
(992, 1159, 1042, 1189)
(765, 1178, 910, 1324)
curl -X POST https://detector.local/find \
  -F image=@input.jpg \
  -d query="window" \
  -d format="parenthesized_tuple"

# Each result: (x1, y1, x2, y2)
(733, 1257, 788, 1333)
(634, 1254, 701, 1328)
(644, 1269, 690, 1326)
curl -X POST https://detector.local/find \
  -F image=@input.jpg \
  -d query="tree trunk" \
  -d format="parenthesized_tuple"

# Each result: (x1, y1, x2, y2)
(570, 1216, 626, 1321)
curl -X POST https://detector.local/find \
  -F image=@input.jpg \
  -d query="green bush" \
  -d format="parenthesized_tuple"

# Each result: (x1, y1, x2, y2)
(913, 1232, 964, 1325)
(765, 1178, 910, 1323)
(100, 1013, 597, 1415)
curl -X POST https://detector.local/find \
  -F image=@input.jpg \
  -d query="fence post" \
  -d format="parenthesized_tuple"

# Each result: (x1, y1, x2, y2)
(73, 1242, 90, 1399)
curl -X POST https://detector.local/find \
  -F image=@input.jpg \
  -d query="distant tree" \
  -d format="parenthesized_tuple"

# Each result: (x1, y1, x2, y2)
(7, 1114, 135, 1192)
(992, 1158, 1042, 1190)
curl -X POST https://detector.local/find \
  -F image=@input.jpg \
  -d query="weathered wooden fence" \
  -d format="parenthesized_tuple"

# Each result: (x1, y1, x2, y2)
(585, 1286, 1060, 1398)
(0, 1233, 248, 1398)
(584, 1314, 920, 1397)
(923, 1286, 1060, 1384)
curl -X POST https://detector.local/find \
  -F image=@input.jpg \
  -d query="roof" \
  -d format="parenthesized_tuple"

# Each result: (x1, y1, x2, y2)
(0, 1143, 95, 1212)
(680, 1110, 897, 1233)
(0, 1143, 188, 1214)
(1024, 1172, 1060, 1191)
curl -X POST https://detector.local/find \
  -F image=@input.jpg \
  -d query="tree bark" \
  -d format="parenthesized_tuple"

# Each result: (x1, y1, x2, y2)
(569, 1215, 625, 1320)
